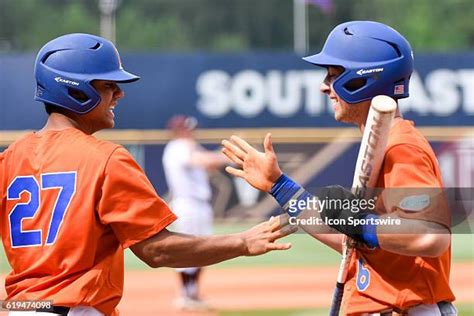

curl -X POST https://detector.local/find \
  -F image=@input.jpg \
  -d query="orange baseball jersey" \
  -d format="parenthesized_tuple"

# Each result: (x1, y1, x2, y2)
(342, 119, 455, 315)
(0, 128, 177, 315)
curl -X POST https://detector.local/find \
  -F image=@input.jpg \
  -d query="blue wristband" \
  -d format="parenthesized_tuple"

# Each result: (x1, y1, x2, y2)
(361, 214, 380, 248)
(270, 174, 301, 206)
(270, 174, 310, 216)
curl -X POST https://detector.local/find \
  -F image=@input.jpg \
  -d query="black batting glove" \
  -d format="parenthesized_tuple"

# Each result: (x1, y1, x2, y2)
(318, 185, 377, 246)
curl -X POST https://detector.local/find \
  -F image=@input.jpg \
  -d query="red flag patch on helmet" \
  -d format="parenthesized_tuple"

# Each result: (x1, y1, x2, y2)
(394, 84, 405, 95)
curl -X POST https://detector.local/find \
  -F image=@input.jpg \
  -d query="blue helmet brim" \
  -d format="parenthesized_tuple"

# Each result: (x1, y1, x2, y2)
(303, 53, 385, 70)
(302, 52, 345, 68)
(93, 69, 140, 83)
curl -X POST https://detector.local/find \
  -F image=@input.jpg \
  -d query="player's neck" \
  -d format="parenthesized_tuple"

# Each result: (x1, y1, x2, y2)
(38, 113, 83, 134)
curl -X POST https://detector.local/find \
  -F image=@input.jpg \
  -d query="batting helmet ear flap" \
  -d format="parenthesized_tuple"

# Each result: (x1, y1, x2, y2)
(303, 21, 414, 104)
(35, 64, 102, 114)
(34, 33, 139, 114)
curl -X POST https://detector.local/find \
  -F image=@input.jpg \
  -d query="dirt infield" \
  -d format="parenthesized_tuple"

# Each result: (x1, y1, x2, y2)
(117, 262, 474, 316)
(0, 262, 471, 315)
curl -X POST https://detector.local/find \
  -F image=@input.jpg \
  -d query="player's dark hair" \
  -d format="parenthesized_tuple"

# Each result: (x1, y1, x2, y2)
(44, 103, 67, 115)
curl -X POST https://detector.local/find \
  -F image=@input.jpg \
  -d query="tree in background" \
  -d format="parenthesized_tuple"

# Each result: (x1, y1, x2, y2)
(0, 0, 99, 51)
(1, 0, 474, 52)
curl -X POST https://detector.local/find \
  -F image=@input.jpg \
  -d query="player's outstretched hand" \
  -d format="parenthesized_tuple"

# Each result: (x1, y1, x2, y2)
(222, 133, 282, 192)
(238, 214, 297, 256)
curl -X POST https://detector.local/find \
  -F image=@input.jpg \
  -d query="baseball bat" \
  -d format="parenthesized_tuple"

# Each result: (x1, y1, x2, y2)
(329, 95, 397, 316)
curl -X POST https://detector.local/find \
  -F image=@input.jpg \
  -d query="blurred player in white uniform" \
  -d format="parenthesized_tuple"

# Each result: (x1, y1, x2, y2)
(162, 115, 229, 310)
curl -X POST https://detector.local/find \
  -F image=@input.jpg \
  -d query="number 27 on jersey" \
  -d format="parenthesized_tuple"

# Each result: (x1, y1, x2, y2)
(7, 172, 76, 248)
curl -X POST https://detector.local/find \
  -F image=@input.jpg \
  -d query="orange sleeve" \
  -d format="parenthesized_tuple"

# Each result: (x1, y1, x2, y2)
(0, 152, 3, 239)
(97, 147, 177, 249)
(382, 144, 450, 229)
(383, 144, 440, 187)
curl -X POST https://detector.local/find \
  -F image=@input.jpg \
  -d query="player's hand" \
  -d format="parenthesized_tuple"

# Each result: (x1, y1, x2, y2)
(238, 214, 297, 256)
(222, 133, 282, 192)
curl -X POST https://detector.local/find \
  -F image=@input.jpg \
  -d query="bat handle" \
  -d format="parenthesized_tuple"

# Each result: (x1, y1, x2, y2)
(329, 282, 344, 316)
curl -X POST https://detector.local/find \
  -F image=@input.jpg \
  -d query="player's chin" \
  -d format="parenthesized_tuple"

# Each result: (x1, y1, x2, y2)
(105, 114, 115, 128)
(102, 119, 115, 130)
(334, 112, 352, 124)
(334, 111, 344, 122)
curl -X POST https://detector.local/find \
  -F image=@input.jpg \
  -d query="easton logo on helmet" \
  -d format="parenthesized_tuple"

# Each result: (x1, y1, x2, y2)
(54, 77, 80, 86)
(356, 68, 384, 76)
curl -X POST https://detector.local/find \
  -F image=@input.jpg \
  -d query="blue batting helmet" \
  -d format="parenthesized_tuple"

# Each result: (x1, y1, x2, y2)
(303, 21, 414, 104)
(34, 33, 139, 114)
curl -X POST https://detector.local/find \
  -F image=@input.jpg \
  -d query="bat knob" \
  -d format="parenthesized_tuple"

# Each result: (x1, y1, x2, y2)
(372, 95, 397, 113)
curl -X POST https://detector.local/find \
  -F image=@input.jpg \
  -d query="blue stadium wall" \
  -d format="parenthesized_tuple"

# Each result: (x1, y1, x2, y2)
(1, 52, 474, 129)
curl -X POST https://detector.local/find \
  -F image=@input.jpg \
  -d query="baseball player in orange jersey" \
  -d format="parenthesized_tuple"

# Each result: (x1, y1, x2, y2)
(0, 33, 296, 316)
(221, 21, 457, 315)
